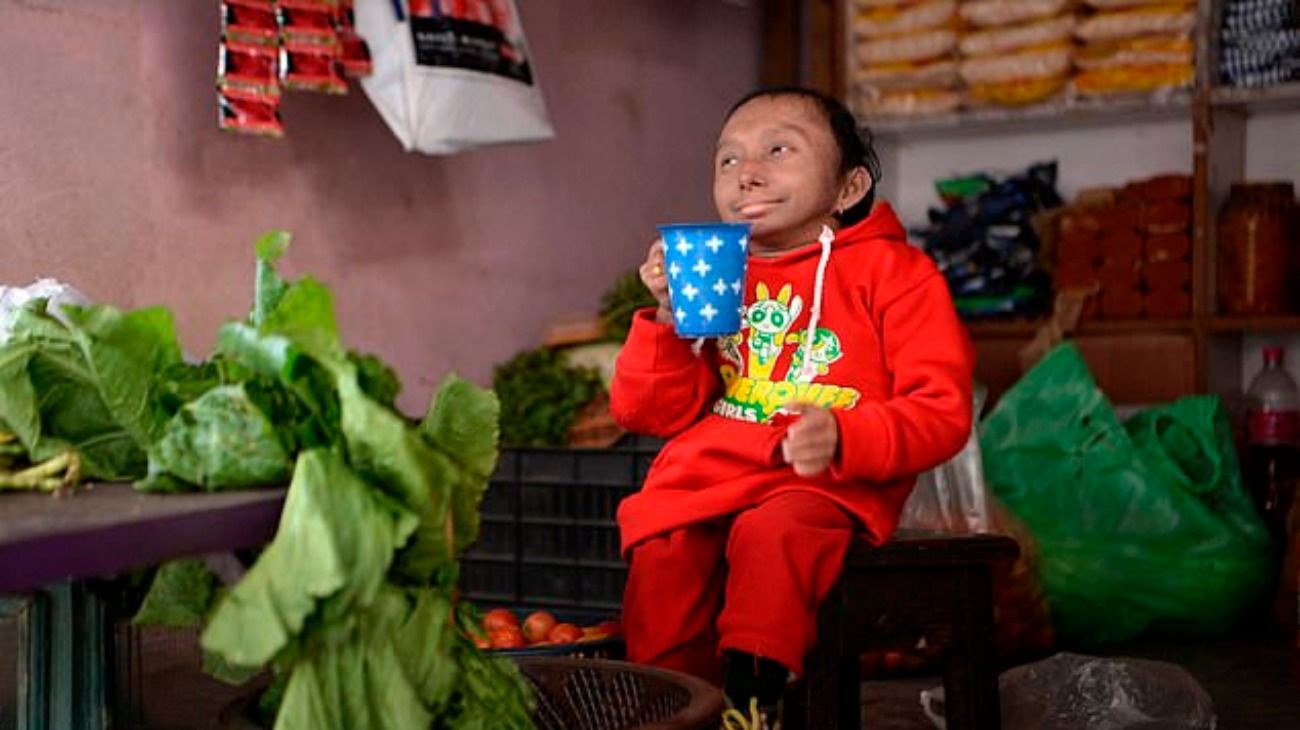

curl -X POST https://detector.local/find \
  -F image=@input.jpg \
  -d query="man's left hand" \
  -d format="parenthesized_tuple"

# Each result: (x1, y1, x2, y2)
(781, 402, 839, 477)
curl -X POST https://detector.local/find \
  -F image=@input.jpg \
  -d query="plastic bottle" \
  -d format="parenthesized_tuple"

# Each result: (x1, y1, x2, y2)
(1243, 346, 1300, 544)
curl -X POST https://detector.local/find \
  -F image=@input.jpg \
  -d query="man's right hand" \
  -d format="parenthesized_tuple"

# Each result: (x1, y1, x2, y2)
(638, 239, 674, 325)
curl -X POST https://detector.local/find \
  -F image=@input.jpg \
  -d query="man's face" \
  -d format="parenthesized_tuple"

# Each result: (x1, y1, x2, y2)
(713, 95, 844, 255)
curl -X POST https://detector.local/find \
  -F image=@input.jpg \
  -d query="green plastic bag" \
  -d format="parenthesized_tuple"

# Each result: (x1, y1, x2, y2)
(980, 343, 1274, 645)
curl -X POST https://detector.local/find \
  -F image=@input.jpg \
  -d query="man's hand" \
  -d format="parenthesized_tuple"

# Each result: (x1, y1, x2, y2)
(637, 239, 674, 325)
(781, 402, 839, 477)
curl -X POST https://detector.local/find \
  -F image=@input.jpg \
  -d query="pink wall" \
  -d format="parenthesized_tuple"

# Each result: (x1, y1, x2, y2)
(0, 0, 760, 414)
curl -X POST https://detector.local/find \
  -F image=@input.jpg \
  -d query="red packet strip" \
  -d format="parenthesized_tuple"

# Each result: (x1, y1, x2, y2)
(218, 39, 280, 97)
(333, 0, 372, 76)
(278, 0, 340, 47)
(221, 0, 279, 46)
(280, 41, 347, 94)
(218, 89, 284, 137)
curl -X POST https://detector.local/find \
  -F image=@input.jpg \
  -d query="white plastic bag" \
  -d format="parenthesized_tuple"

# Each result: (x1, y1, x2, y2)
(900, 385, 992, 533)
(921, 652, 1217, 730)
(0, 279, 91, 344)
(356, 0, 555, 154)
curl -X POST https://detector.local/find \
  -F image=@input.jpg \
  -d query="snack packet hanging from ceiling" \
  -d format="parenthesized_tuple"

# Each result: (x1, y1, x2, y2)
(334, 0, 374, 77)
(218, 88, 285, 137)
(222, 0, 279, 46)
(218, 38, 281, 98)
(278, 0, 340, 47)
(280, 41, 348, 94)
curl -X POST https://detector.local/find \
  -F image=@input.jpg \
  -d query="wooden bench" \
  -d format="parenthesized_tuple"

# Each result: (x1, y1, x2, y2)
(784, 530, 1019, 730)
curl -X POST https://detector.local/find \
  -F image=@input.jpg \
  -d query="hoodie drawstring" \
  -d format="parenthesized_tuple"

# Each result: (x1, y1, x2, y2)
(793, 224, 835, 384)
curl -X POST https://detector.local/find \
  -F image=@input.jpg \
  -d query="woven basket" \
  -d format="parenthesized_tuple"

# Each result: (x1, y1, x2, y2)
(517, 656, 723, 730)
(219, 657, 722, 730)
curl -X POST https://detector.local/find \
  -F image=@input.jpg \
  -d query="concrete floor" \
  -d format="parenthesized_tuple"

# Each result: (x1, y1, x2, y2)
(105, 626, 1300, 729)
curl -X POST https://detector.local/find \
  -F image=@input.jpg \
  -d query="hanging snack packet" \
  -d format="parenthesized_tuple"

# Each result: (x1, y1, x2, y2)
(335, 0, 373, 77)
(218, 89, 285, 137)
(278, 0, 340, 47)
(222, 0, 279, 46)
(218, 39, 280, 97)
(280, 41, 348, 94)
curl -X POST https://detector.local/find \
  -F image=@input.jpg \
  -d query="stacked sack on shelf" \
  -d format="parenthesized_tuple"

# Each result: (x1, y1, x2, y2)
(1073, 0, 1197, 97)
(1053, 173, 1193, 319)
(851, 0, 963, 116)
(959, 0, 1077, 106)
(1219, 0, 1300, 88)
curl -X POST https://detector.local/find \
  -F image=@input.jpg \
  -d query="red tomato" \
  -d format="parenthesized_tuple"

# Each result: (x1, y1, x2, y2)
(548, 622, 584, 644)
(472, 633, 491, 649)
(489, 627, 526, 649)
(522, 611, 558, 644)
(482, 608, 519, 633)
(596, 620, 622, 637)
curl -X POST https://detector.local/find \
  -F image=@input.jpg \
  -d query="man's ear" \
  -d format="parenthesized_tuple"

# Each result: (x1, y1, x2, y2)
(837, 166, 872, 212)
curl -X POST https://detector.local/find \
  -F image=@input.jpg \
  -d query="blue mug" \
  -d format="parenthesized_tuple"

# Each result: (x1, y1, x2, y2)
(656, 222, 751, 338)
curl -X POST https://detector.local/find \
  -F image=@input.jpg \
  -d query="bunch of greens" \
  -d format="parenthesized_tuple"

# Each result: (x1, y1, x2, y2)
(0, 297, 183, 489)
(598, 269, 656, 342)
(90, 231, 532, 729)
(491, 347, 604, 448)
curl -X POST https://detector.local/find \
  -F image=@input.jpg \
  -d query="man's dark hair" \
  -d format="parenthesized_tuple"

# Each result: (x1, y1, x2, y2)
(725, 86, 882, 226)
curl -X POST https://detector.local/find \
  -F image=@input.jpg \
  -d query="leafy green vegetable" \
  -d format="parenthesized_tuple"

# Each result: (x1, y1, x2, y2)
(0, 301, 181, 480)
(0, 231, 535, 729)
(138, 384, 294, 493)
(492, 347, 604, 447)
(599, 268, 657, 342)
(420, 375, 500, 551)
(133, 559, 220, 628)
(201, 448, 418, 670)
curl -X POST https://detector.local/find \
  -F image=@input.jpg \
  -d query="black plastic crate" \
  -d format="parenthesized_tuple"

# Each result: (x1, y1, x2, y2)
(460, 437, 662, 611)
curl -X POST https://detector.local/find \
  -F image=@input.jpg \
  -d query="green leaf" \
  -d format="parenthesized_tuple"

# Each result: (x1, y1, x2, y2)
(59, 303, 183, 446)
(200, 448, 418, 669)
(254, 230, 292, 327)
(421, 376, 499, 480)
(420, 376, 499, 551)
(337, 375, 455, 582)
(140, 384, 294, 492)
(492, 348, 605, 447)
(0, 331, 144, 480)
(133, 559, 219, 628)
(0, 300, 183, 481)
(349, 351, 401, 410)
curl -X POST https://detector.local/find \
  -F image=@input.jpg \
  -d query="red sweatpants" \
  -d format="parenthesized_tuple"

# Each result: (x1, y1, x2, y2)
(621, 491, 857, 685)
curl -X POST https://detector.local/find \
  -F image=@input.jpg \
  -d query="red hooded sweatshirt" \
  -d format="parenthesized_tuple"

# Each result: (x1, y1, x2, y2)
(610, 202, 974, 555)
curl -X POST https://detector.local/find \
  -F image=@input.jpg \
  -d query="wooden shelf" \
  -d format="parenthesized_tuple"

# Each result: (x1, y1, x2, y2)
(1203, 315, 1300, 333)
(1210, 83, 1300, 114)
(963, 318, 1195, 338)
(867, 91, 1193, 140)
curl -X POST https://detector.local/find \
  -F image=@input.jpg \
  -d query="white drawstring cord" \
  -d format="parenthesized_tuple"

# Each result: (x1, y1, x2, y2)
(795, 225, 835, 383)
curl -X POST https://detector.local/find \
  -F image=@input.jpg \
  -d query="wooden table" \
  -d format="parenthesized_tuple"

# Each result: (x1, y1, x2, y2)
(0, 484, 285, 730)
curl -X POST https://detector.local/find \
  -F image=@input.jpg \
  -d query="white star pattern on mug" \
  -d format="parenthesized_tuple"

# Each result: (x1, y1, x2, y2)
(657, 223, 749, 337)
